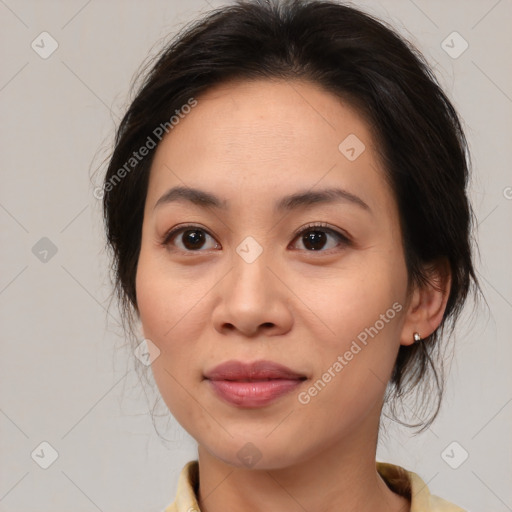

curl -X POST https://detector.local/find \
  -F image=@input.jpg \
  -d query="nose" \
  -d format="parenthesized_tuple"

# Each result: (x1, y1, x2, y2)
(211, 249, 293, 338)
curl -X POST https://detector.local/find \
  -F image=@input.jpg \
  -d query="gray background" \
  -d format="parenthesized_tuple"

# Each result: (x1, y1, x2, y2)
(1, 0, 511, 511)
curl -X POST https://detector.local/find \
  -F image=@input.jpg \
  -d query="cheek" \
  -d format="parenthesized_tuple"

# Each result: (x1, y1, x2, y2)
(295, 255, 408, 411)
(296, 254, 407, 347)
(135, 248, 204, 399)
(135, 264, 207, 435)
(135, 245, 207, 343)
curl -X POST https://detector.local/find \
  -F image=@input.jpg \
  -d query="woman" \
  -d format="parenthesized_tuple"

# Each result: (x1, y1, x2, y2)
(101, 1, 478, 510)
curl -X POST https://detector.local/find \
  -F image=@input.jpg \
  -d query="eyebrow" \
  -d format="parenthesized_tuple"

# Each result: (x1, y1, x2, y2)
(153, 185, 370, 213)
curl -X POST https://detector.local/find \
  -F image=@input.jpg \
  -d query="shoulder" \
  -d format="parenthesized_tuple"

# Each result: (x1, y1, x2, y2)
(376, 461, 467, 512)
(429, 493, 467, 511)
(164, 460, 200, 512)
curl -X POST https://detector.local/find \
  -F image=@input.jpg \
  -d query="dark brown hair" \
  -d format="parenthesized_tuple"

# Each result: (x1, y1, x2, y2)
(100, 0, 479, 431)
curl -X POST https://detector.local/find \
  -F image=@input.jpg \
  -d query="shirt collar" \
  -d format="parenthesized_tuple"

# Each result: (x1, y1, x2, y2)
(165, 459, 464, 512)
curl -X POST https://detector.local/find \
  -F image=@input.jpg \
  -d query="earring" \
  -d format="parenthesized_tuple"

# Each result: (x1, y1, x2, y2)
(413, 332, 421, 343)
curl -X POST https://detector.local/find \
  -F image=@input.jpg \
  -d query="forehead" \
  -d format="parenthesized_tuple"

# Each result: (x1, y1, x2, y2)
(146, 79, 393, 217)
(165, 78, 371, 155)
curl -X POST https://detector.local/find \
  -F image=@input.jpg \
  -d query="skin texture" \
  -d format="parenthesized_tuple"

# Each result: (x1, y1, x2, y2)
(135, 79, 450, 512)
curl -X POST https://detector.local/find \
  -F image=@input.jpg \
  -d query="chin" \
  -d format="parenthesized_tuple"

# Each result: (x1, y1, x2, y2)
(201, 433, 310, 471)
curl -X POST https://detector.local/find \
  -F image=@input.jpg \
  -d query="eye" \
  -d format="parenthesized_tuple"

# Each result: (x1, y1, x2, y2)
(290, 222, 351, 252)
(162, 225, 220, 252)
(162, 222, 351, 254)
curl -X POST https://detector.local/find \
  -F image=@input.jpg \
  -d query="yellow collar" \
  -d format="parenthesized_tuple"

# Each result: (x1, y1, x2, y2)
(165, 460, 466, 511)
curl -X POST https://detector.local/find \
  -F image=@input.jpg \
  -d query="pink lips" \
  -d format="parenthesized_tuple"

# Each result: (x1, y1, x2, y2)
(204, 360, 306, 408)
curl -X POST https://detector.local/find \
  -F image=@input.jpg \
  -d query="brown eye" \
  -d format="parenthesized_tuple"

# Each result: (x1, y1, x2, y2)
(291, 224, 350, 252)
(300, 230, 329, 251)
(163, 226, 220, 252)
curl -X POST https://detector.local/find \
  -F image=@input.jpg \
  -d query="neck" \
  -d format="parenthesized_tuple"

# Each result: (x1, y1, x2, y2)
(196, 414, 410, 512)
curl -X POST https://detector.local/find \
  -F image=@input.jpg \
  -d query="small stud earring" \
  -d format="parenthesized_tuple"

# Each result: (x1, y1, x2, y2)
(413, 332, 421, 343)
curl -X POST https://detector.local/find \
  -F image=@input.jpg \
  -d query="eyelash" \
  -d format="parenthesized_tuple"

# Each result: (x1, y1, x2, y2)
(161, 222, 351, 255)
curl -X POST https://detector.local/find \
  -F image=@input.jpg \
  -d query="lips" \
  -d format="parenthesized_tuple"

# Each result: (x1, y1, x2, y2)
(204, 360, 307, 408)
(204, 359, 306, 381)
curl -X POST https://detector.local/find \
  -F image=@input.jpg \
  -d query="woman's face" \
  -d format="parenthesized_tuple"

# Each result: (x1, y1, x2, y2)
(136, 79, 412, 469)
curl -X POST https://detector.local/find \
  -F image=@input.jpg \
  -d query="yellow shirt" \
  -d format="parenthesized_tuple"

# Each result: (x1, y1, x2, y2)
(164, 460, 466, 512)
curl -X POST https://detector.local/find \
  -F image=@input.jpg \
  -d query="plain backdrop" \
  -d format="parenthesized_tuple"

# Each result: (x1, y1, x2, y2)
(1, 1, 511, 511)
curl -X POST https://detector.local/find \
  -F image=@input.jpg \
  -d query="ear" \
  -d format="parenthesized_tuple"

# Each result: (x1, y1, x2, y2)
(400, 259, 452, 346)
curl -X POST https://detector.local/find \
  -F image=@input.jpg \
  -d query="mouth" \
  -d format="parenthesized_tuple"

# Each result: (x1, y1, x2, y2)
(204, 359, 306, 381)
(217, 378, 296, 381)
(204, 360, 307, 408)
